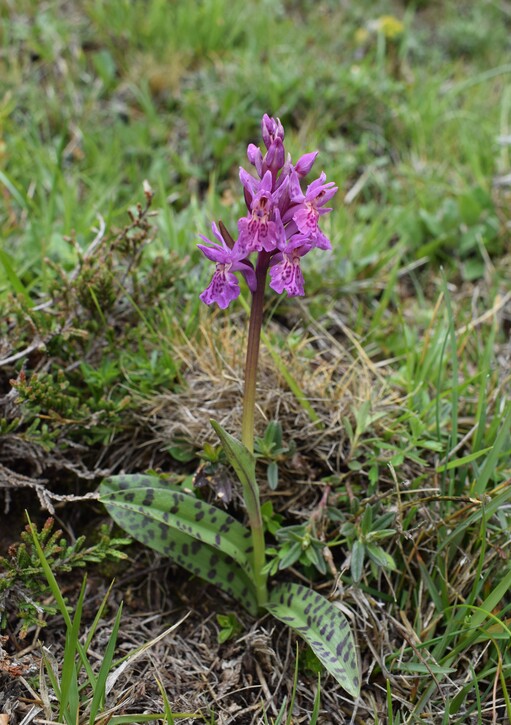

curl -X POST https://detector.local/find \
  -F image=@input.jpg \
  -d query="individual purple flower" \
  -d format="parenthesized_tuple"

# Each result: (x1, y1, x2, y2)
(269, 234, 312, 297)
(291, 172, 338, 250)
(198, 223, 255, 309)
(238, 171, 278, 253)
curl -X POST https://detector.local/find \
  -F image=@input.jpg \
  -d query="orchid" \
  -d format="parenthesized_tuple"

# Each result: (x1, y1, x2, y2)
(101, 117, 360, 700)
(198, 114, 338, 305)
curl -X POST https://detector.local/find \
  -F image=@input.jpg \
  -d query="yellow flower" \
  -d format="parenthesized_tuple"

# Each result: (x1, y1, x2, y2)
(375, 15, 405, 39)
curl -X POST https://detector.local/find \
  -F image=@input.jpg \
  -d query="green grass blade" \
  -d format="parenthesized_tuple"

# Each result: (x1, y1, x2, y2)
(285, 644, 300, 725)
(65, 664, 80, 725)
(439, 482, 511, 552)
(89, 602, 123, 725)
(436, 446, 494, 472)
(0, 248, 32, 301)
(59, 576, 87, 719)
(156, 677, 175, 724)
(473, 321, 496, 453)
(470, 403, 511, 496)
(386, 679, 394, 725)
(309, 674, 321, 725)
(84, 580, 116, 651)
(26, 514, 96, 687)
(0, 169, 31, 210)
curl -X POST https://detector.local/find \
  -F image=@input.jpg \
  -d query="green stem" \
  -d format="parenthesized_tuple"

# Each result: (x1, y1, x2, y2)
(241, 251, 270, 607)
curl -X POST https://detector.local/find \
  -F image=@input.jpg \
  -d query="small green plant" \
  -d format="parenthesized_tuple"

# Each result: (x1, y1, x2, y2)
(216, 612, 242, 644)
(331, 503, 396, 583)
(24, 514, 193, 724)
(263, 523, 328, 577)
(254, 420, 294, 490)
(100, 116, 361, 697)
(0, 517, 130, 635)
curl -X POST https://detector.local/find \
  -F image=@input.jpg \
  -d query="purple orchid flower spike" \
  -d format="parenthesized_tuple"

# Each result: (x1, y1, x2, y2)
(198, 223, 255, 309)
(198, 113, 338, 309)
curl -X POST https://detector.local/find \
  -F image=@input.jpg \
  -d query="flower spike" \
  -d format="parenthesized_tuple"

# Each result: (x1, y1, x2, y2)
(198, 114, 337, 307)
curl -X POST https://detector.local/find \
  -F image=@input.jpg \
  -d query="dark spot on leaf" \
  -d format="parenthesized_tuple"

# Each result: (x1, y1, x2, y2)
(207, 569, 217, 580)
(195, 511, 205, 522)
(142, 488, 155, 506)
(336, 633, 349, 657)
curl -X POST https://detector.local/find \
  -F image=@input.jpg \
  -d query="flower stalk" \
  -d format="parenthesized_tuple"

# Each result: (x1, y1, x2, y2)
(240, 251, 271, 607)
(241, 251, 270, 453)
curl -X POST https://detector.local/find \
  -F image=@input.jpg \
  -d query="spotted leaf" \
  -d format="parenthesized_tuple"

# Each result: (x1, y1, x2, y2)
(265, 582, 360, 697)
(99, 474, 258, 614)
